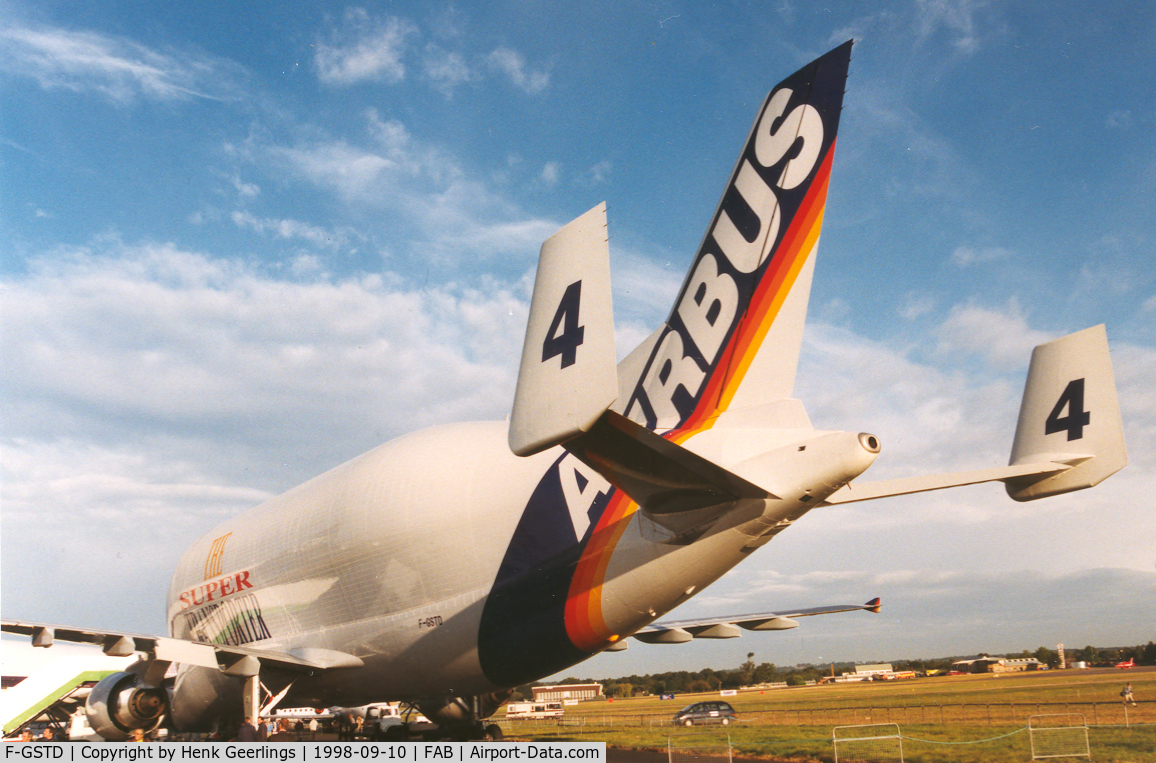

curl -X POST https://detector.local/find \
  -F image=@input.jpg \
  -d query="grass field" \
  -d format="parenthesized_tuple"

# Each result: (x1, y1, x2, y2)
(505, 667, 1155, 762)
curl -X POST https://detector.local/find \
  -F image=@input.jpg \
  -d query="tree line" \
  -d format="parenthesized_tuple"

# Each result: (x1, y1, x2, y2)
(514, 641, 1156, 700)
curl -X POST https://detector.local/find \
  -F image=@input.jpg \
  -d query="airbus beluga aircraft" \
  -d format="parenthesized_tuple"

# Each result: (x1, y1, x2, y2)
(3, 40, 1127, 741)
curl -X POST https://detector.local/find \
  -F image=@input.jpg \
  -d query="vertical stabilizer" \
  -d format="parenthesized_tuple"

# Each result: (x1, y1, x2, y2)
(1006, 324, 1127, 501)
(622, 41, 853, 434)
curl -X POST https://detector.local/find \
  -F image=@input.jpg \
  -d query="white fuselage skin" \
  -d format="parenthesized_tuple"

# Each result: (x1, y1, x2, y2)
(165, 406, 877, 721)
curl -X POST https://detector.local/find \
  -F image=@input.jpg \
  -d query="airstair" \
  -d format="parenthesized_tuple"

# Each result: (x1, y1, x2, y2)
(2, 654, 132, 737)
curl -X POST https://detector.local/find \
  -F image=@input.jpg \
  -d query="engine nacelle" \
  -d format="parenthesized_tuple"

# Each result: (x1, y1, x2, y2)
(418, 691, 512, 726)
(86, 671, 168, 741)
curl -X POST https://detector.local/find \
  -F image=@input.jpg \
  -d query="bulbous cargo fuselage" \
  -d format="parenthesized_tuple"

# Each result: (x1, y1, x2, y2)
(163, 416, 878, 729)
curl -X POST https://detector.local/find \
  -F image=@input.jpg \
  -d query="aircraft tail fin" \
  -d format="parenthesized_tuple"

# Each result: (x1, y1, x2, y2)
(1005, 324, 1127, 501)
(509, 203, 618, 457)
(621, 41, 853, 434)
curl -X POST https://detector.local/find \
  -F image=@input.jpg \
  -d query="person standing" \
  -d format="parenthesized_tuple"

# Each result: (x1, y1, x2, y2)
(237, 717, 260, 742)
(1122, 683, 1137, 707)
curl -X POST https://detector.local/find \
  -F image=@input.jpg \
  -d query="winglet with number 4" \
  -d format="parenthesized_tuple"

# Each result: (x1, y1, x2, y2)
(509, 202, 618, 457)
(821, 324, 1126, 506)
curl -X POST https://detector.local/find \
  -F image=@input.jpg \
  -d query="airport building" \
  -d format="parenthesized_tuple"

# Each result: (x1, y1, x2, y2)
(830, 664, 896, 682)
(827, 664, 918, 683)
(532, 683, 603, 703)
(951, 657, 1045, 674)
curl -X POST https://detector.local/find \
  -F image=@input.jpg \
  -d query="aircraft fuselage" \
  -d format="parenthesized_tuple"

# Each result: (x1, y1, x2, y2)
(165, 416, 877, 719)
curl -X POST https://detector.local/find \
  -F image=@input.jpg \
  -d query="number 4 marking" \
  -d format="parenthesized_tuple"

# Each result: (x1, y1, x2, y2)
(542, 280, 584, 369)
(1045, 378, 1090, 441)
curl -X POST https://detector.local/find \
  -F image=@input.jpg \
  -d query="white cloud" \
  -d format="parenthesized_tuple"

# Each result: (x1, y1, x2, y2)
(2, 439, 272, 528)
(898, 291, 936, 320)
(486, 47, 549, 94)
(314, 9, 418, 86)
(0, 238, 537, 632)
(230, 174, 261, 199)
(828, 11, 899, 51)
(585, 160, 613, 185)
(934, 300, 1052, 368)
(0, 22, 243, 104)
(914, 0, 992, 55)
(608, 247, 682, 327)
(422, 44, 474, 94)
(1105, 109, 1133, 130)
(540, 161, 560, 186)
(833, 82, 988, 237)
(949, 245, 1012, 267)
(229, 210, 354, 249)
(1, 240, 529, 461)
(266, 114, 559, 264)
(272, 140, 400, 201)
(272, 110, 460, 206)
(311, 14, 546, 95)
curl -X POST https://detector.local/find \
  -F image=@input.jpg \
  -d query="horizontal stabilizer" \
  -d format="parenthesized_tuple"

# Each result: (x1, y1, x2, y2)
(632, 598, 880, 644)
(565, 411, 773, 516)
(820, 461, 1070, 505)
(510, 203, 618, 456)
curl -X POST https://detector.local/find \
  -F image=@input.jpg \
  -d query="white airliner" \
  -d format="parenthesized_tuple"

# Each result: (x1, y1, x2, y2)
(2, 40, 1126, 742)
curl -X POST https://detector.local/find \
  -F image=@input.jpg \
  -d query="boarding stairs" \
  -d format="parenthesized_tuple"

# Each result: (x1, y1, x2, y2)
(2, 654, 132, 736)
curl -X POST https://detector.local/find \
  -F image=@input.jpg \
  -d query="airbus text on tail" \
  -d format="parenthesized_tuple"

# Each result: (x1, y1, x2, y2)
(622, 41, 852, 434)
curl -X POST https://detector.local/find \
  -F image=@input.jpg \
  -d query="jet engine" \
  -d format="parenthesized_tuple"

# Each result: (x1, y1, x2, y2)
(86, 670, 169, 741)
(417, 691, 512, 738)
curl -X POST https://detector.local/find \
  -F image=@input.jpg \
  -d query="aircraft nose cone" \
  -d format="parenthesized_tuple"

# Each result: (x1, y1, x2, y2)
(858, 432, 881, 453)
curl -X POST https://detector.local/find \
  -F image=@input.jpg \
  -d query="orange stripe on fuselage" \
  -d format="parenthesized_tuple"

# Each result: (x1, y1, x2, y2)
(565, 490, 634, 650)
(564, 143, 837, 652)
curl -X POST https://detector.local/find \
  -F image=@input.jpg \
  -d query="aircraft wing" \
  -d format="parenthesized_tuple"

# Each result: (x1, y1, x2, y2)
(1, 619, 362, 675)
(627, 598, 881, 644)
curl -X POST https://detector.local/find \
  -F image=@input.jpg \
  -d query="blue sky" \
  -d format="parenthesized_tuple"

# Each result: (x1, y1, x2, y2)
(2, 0, 1154, 680)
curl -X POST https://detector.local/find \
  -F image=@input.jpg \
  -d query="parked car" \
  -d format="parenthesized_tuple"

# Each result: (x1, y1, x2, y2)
(672, 701, 736, 726)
